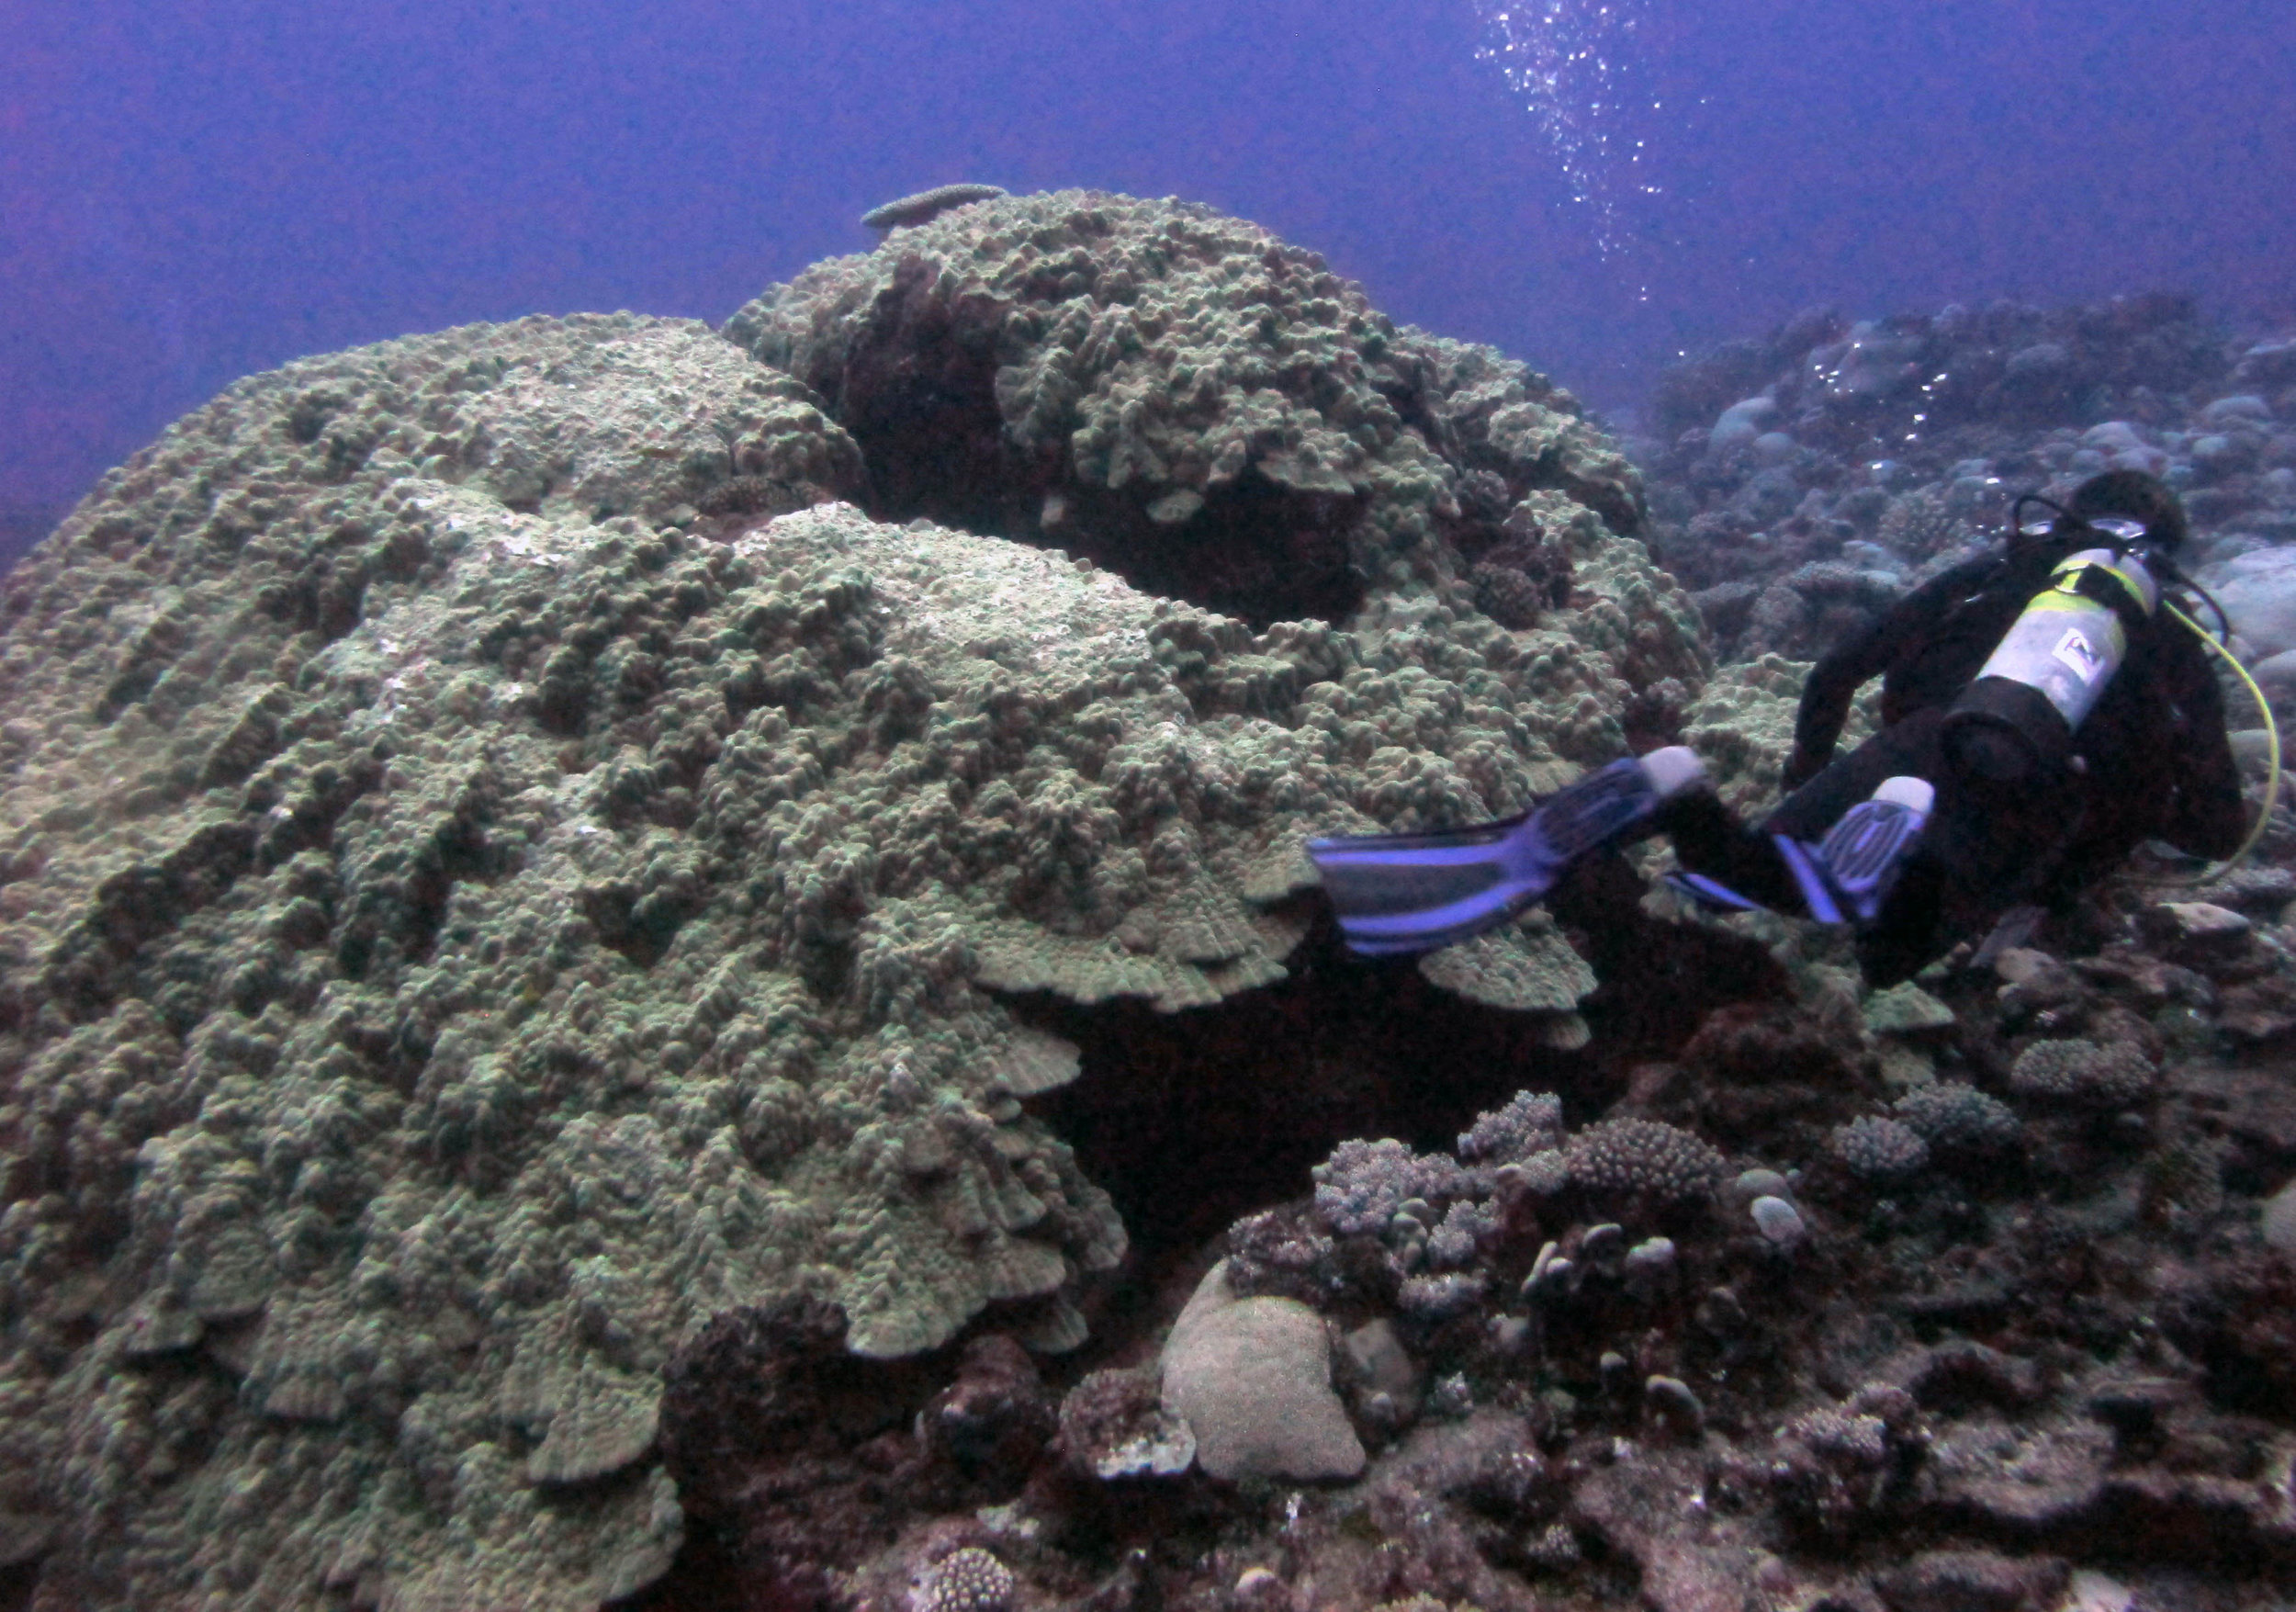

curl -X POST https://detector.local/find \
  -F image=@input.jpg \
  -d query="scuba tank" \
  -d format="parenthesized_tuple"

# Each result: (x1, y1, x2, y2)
(1941, 540, 2159, 784)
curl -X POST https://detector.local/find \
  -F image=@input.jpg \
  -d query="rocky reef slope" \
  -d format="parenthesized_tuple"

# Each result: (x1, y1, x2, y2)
(4, 194, 2294, 1612)
(1635, 294, 2296, 678)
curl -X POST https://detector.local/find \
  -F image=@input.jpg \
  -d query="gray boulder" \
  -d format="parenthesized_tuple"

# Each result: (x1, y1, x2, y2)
(1160, 1260, 1364, 1482)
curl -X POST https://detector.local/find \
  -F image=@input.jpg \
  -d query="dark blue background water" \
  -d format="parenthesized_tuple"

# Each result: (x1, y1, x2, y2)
(5, 0, 2291, 557)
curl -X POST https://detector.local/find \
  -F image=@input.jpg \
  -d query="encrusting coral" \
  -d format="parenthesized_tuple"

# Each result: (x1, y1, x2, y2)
(914, 1544, 1016, 1612)
(0, 194, 1704, 1607)
(1828, 1113, 1930, 1181)
(1561, 1116, 1728, 1215)
(2007, 1035, 2159, 1108)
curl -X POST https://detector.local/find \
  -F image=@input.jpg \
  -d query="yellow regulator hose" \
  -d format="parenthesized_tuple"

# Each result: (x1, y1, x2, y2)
(2154, 600, 2280, 885)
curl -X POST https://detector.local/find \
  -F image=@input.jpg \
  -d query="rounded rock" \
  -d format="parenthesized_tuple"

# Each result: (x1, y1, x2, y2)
(1645, 1374, 1705, 1437)
(1622, 1235, 1678, 1300)
(1750, 1194, 1807, 1246)
(2262, 1178, 2296, 1255)
(1728, 1167, 1795, 1210)
(1159, 1262, 1364, 1482)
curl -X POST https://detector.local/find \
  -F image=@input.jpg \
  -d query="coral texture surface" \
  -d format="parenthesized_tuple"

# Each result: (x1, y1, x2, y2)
(0, 198, 1701, 1607)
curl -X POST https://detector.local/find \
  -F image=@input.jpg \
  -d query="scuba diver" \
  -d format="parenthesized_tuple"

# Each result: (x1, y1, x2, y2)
(1309, 470, 2259, 987)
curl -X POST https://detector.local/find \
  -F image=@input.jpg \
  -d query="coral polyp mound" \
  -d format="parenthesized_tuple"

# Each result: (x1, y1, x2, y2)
(0, 196, 1708, 1607)
(1561, 1116, 1728, 1213)
(729, 189, 1683, 646)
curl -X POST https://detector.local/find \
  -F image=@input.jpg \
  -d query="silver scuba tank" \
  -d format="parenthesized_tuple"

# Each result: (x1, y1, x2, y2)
(1941, 547, 2159, 783)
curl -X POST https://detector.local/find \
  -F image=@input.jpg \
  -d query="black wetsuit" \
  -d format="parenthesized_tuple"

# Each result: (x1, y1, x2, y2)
(1653, 538, 2250, 985)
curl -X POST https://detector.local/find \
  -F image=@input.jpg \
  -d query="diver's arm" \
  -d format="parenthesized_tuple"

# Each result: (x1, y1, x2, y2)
(2158, 616, 2250, 858)
(1786, 556, 1997, 786)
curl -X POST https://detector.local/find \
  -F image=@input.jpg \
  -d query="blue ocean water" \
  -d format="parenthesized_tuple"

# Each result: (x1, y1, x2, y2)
(3, 0, 2290, 562)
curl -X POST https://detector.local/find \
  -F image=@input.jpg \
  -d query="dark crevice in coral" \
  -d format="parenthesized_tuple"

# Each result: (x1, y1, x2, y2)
(1025, 932, 1570, 1285)
(534, 645, 598, 737)
(1021, 884, 1788, 1317)
(2157, 1253, 2296, 1420)
(93, 614, 191, 724)
(337, 795, 510, 979)
(1548, 852, 1796, 1064)
(795, 258, 1368, 631)
(396, 804, 500, 965)
(1551, 456, 1644, 538)
(646, 1297, 969, 1612)
(643, 1292, 1259, 1612)
(823, 258, 1041, 529)
(836, 363, 1369, 629)
(1048, 472, 1367, 631)
(255, 754, 383, 870)
(1456, 501, 1578, 632)
(254, 548, 373, 643)
(580, 881, 703, 972)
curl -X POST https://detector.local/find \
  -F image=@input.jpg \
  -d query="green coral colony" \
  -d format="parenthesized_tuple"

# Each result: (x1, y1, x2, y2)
(0, 192, 1709, 1605)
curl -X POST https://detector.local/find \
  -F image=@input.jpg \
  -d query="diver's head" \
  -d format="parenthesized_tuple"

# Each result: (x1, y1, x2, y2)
(2064, 468, 2189, 556)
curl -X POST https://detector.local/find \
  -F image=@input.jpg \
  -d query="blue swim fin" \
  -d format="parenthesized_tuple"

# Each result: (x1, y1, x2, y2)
(1308, 806, 1555, 956)
(1811, 774, 1933, 923)
(1662, 869, 1769, 913)
(1309, 749, 1705, 956)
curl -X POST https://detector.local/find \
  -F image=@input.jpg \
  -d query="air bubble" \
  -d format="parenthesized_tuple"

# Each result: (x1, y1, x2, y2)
(1471, 0, 1661, 257)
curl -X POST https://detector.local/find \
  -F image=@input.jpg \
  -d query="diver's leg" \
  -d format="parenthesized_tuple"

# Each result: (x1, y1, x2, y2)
(1660, 713, 1947, 921)
(1764, 710, 1946, 841)
(1769, 709, 2070, 981)
(1651, 789, 1812, 914)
